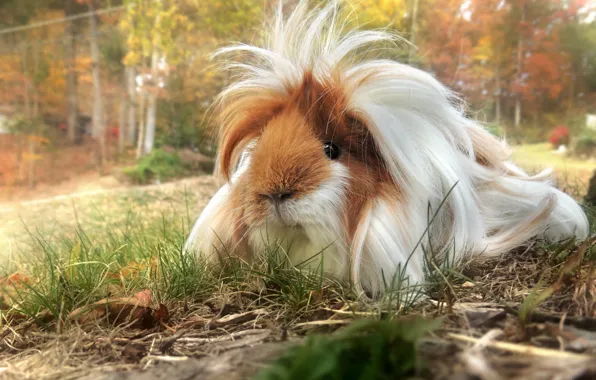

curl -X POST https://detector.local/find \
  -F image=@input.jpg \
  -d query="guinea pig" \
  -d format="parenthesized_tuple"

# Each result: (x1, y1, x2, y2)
(184, 0, 589, 298)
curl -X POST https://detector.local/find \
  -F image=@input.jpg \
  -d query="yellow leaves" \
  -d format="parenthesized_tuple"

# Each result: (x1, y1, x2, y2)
(473, 35, 494, 62)
(343, 0, 408, 30)
(27, 135, 49, 144)
(111, 257, 159, 283)
(122, 0, 198, 66)
(124, 51, 142, 67)
(21, 153, 43, 162)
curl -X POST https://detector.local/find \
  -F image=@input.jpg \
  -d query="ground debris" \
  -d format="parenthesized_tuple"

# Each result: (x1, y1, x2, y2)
(0, 177, 595, 379)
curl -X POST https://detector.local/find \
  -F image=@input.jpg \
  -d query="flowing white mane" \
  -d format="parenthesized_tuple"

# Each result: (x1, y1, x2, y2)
(186, 0, 590, 297)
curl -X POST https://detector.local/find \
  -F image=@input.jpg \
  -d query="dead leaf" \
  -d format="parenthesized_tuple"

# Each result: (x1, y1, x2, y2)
(132, 289, 152, 307)
(154, 303, 170, 323)
(0, 273, 31, 286)
(122, 342, 147, 363)
(68, 289, 167, 329)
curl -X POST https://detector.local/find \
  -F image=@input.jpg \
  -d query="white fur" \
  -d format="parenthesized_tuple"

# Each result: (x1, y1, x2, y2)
(185, 0, 590, 297)
(248, 162, 350, 278)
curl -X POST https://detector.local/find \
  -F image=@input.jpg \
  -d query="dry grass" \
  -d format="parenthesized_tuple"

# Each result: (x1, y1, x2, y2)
(0, 166, 595, 380)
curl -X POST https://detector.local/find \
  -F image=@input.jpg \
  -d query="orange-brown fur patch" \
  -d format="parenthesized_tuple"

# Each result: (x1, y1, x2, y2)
(246, 108, 333, 199)
(218, 92, 286, 180)
(217, 71, 398, 242)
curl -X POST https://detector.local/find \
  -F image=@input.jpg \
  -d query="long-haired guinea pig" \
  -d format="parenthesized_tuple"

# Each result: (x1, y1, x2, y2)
(185, 0, 589, 297)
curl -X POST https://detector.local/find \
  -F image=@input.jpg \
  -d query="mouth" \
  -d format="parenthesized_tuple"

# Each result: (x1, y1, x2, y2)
(272, 203, 287, 225)
(268, 202, 300, 227)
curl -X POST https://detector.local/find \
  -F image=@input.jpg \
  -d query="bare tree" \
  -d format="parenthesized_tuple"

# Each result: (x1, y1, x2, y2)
(89, 0, 106, 172)
(64, 0, 78, 143)
(408, 0, 419, 64)
(125, 65, 136, 146)
(514, 3, 526, 129)
(143, 49, 158, 155)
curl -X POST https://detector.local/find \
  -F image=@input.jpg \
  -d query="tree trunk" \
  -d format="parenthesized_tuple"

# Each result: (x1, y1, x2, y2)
(125, 66, 136, 146)
(143, 49, 159, 156)
(136, 92, 146, 159)
(32, 44, 40, 119)
(65, 0, 78, 143)
(495, 81, 501, 125)
(21, 45, 31, 120)
(408, 0, 419, 64)
(19, 45, 30, 184)
(118, 92, 126, 156)
(89, 1, 106, 173)
(568, 72, 575, 111)
(28, 138, 35, 189)
(495, 50, 501, 125)
(33, 90, 39, 119)
(514, 3, 525, 129)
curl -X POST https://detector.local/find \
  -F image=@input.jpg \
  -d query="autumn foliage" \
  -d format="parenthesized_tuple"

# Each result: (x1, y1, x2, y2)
(548, 125, 570, 148)
(0, 0, 594, 190)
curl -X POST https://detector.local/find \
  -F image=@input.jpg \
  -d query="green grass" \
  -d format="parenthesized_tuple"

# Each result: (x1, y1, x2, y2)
(1, 186, 204, 320)
(0, 177, 444, 379)
(1, 156, 594, 379)
(1, 201, 330, 322)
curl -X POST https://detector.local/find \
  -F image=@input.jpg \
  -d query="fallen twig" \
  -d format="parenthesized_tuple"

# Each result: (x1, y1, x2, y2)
(322, 307, 377, 317)
(294, 320, 351, 328)
(448, 332, 594, 360)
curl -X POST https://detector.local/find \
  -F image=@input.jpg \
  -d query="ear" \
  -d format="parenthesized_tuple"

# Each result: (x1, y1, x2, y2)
(217, 93, 285, 181)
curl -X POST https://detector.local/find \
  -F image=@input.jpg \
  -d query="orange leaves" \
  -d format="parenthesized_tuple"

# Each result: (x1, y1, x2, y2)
(0, 272, 32, 321)
(417, 0, 583, 114)
(0, 273, 31, 287)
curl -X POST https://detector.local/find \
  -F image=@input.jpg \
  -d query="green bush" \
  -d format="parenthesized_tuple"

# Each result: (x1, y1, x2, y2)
(121, 149, 192, 184)
(571, 130, 596, 158)
(485, 123, 505, 138)
(507, 125, 546, 144)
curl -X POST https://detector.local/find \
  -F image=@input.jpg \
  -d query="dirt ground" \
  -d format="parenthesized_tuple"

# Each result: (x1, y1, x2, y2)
(0, 174, 595, 380)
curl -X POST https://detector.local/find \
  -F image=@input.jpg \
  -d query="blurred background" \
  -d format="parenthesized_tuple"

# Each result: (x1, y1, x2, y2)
(0, 0, 594, 202)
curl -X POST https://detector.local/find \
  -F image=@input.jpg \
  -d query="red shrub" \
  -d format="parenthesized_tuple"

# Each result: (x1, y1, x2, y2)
(548, 125, 569, 148)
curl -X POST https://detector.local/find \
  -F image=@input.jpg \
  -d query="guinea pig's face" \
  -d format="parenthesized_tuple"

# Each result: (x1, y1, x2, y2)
(241, 107, 340, 227)
(240, 103, 388, 230)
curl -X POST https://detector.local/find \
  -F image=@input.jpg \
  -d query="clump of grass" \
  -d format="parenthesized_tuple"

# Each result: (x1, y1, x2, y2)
(254, 317, 441, 380)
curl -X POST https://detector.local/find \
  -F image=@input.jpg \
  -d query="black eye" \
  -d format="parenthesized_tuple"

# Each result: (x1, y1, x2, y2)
(323, 141, 341, 160)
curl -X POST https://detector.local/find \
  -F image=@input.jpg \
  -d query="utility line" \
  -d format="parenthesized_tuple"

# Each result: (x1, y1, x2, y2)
(0, 28, 120, 54)
(0, 5, 126, 36)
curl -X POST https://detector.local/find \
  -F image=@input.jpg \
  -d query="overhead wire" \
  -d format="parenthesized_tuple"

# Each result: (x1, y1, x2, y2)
(0, 5, 125, 36)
